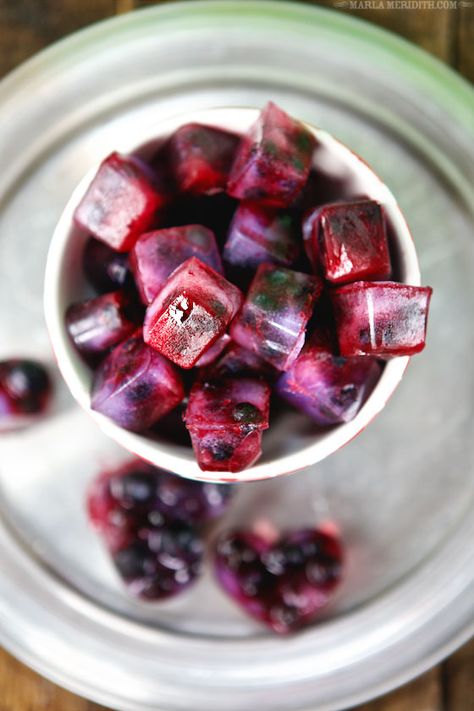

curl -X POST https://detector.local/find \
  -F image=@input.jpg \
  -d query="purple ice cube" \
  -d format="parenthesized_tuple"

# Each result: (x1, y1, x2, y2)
(91, 330, 184, 432)
(276, 338, 382, 425)
(230, 264, 322, 371)
(65, 291, 136, 357)
(223, 201, 299, 269)
(130, 225, 223, 304)
(214, 526, 343, 633)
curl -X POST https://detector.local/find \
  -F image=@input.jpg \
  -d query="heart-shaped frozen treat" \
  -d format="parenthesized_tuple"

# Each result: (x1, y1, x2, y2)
(214, 526, 343, 633)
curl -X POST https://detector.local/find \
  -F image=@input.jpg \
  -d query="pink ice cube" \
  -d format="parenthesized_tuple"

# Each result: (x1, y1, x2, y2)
(130, 225, 223, 304)
(65, 291, 136, 356)
(168, 123, 240, 195)
(74, 152, 164, 252)
(143, 258, 242, 369)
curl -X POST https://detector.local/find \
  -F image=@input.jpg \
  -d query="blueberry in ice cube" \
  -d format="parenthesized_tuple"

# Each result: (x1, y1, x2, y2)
(91, 330, 184, 431)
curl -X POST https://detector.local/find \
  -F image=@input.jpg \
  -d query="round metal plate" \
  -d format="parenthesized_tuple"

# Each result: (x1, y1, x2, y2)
(0, 2, 473, 710)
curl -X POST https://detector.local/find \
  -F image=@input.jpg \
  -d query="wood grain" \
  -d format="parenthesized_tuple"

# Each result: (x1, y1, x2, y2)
(443, 637, 474, 711)
(0, 646, 105, 711)
(456, 3, 474, 81)
(301, 0, 455, 62)
(0, 0, 472, 709)
(0, 0, 116, 77)
(354, 668, 443, 711)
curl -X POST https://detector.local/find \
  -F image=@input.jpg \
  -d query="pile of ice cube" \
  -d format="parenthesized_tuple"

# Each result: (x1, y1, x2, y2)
(66, 102, 432, 473)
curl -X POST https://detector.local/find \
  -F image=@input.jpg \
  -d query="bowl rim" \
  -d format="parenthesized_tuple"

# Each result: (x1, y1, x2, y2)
(44, 106, 420, 483)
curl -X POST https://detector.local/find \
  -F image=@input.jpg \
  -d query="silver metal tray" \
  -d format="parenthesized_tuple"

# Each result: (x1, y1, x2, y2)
(0, 2, 473, 710)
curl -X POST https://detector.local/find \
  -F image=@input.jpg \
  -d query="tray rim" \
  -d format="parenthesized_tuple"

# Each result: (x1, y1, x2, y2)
(0, 2, 473, 709)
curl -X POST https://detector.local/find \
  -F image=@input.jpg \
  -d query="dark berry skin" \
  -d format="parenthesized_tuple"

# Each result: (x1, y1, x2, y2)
(83, 238, 134, 294)
(154, 471, 233, 525)
(88, 460, 234, 601)
(87, 462, 159, 552)
(113, 521, 203, 601)
(214, 527, 343, 634)
(87, 459, 233, 601)
(88, 460, 233, 547)
(0, 359, 52, 427)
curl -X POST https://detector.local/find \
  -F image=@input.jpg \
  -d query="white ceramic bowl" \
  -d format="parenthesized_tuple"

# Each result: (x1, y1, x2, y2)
(44, 107, 420, 483)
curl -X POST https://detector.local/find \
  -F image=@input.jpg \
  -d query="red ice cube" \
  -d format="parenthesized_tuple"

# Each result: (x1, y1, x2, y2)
(74, 152, 164, 252)
(227, 102, 316, 207)
(331, 281, 433, 357)
(184, 378, 271, 472)
(143, 258, 242, 369)
(303, 200, 391, 283)
(168, 123, 240, 195)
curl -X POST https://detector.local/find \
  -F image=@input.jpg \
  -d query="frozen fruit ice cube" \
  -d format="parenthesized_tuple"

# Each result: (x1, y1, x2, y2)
(66, 291, 136, 357)
(223, 201, 300, 269)
(168, 123, 240, 195)
(188, 428, 264, 474)
(331, 281, 433, 357)
(130, 225, 223, 304)
(74, 152, 164, 252)
(87, 459, 158, 552)
(303, 200, 391, 283)
(194, 333, 231, 368)
(276, 338, 382, 425)
(144, 257, 242, 369)
(214, 526, 343, 633)
(227, 102, 316, 207)
(91, 330, 184, 431)
(113, 520, 203, 601)
(0, 359, 52, 430)
(83, 238, 133, 294)
(153, 469, 234, 524)
(87, 458, 232, 553)
(185, 378, 271, 472)
(89, 459, 205, 601)
(230, 264, 322, 371)
(186, 377, 271, 431)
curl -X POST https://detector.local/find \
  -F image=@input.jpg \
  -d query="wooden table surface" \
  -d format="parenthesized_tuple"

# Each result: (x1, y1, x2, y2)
(0, 1, 472, 709)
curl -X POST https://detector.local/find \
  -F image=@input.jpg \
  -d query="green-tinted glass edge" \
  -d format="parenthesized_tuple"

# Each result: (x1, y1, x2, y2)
(0, 1, 472, 134)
